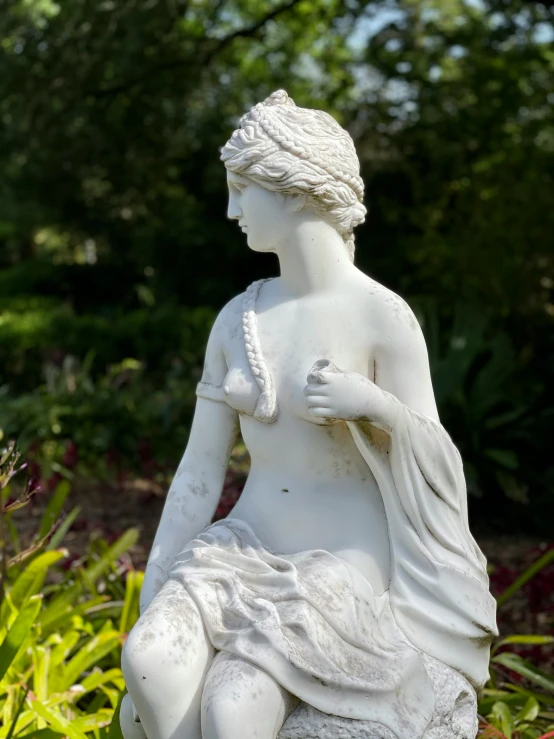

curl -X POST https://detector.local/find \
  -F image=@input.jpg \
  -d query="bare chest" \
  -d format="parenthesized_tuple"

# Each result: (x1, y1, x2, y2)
(264, 300, 370, 389)
(223, 295, 374, 420)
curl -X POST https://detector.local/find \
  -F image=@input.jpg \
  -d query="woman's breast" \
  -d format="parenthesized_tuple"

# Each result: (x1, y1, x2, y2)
(221, 365, 260, 416)
(222, 348, 370, 426)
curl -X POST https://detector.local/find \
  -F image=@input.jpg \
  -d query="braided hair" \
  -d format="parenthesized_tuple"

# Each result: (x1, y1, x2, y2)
(242, 279, 277, 422)
(221, 90, 366, 261)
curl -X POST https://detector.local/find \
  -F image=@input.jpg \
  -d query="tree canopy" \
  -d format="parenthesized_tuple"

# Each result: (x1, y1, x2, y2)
(1, 0, 553, 529)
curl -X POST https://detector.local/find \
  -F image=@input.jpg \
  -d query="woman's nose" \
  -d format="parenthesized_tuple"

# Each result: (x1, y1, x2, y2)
(227, 192, 241, 220)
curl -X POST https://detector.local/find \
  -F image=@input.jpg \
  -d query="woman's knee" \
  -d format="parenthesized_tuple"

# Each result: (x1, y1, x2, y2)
(121, 581, 210, 692)
(202, 653, 295, 739)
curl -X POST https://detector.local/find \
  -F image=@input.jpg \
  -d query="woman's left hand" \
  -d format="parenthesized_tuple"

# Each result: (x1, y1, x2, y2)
(304, 359, 398, 431)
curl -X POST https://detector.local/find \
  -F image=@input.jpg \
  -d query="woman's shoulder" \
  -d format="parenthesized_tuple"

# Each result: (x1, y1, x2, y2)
(211, 292, 245, 343)
(352, 271, 424, 343)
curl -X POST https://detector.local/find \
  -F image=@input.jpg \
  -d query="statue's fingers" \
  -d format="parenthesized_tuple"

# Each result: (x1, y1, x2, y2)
(305, 394, 330, 407)
(303, 383, 330, 397)
(307, 406, 333, 417)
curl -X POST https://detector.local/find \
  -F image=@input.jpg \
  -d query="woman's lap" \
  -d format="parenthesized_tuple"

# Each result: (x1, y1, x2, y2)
(166, 518, 434, 737)
(126, 518, 471, 738)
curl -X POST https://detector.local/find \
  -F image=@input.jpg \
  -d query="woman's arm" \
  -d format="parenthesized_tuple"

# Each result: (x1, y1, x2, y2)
(140, 307, 239, 615)
(373, 303, 439, 422)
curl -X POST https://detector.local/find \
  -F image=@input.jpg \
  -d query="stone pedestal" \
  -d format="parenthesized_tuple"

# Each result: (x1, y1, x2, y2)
(278, 656, 478, 739)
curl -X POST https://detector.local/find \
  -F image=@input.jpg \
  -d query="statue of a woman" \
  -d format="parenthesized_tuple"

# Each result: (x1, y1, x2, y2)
(120, 91, 497, 739)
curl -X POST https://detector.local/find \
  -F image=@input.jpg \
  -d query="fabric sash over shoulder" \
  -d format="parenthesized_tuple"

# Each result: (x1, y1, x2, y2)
(347, 407, 497, 688)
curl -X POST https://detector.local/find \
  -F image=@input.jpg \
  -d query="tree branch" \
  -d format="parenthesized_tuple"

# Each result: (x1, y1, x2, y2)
(90, 0, 304, 97)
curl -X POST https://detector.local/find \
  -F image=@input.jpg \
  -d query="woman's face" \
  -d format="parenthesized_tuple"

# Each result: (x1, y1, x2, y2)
(226, 171, 294, 253)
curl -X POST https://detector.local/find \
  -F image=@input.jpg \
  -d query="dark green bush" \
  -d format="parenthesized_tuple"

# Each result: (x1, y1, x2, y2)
(0, 294, 215, 391)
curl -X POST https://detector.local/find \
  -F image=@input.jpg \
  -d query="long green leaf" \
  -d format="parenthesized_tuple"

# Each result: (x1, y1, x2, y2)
(47, 506, 81, 551)
(0, 595, 42, 682)
(8, 550, 67, 609)
(101, 685, 125, 710)
(72, 709, 112, 732)
(5, 686, 29, 739)
(59, 631, 123, 690)
(39, 529, 139, 630)
(50, 630, 81, 669)
(37, 582, 82, 629)
(38, 480, 71, 539)
(80, 668, 124, 694)
(478, 688, 527, 715)
(30, 702, 89, 739)
(83, 529, 139, 587)
(515, 697, 540, 723)
(493, 635, 554, 656)
(39, 585, 106, 630)
(492, 701, 515, 738)
(504, 683, 554, 705)
(497, 549, 554, 607)
(105, 691, 125, 739)
(40, 594, 108, 632)
(493, 653, 554, 693)
(119, 570, 144, 635)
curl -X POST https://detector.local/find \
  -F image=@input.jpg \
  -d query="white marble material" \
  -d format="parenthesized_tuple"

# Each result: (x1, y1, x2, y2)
(120, 90, 497, 739)
(279, 655, 478, 739)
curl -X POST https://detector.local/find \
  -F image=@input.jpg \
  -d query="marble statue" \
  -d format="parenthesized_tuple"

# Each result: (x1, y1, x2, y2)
(119, 90, 497, 739)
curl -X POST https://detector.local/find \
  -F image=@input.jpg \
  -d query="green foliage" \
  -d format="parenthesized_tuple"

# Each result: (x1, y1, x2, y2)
(413, 300, 552, 526)
(479, 646, 554, 738)
(478, 549, 554, 738)
(0, 0, 359, 298)
(0, 445, 140, 738)
(358, 0, 554, 311)
(0, 289, 215, 391)
(1, 348, 203, 480)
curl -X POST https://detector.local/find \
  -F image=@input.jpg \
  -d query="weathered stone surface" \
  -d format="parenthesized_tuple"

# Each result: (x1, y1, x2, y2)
(278, 656, 478, 739)
(279, 707, 398, 739)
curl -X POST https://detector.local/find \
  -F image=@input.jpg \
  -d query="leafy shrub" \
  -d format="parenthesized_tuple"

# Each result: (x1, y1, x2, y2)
(1, 443, 138, 738)
(0, 293, 215, 391)
(415, 299, 554, 532)
(478, 546, 554, 738)
(1, 354, 198, 483)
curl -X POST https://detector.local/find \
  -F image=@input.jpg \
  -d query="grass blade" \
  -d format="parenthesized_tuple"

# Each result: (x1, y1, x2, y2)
(30, 702, 89, 739)
(0, 595, 42, 682)
(119, 570, 143, 635)
(497, 549, 554, 607)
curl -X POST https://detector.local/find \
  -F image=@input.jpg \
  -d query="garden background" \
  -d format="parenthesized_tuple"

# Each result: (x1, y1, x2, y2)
(1, 0, 554, 737)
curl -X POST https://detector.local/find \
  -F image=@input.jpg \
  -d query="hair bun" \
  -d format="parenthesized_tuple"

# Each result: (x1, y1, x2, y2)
(262, 90, 296, 108)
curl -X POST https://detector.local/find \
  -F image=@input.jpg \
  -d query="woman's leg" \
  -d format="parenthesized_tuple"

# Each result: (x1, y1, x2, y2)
(201, 652, 299, 739)
(121, 580, 214, 739)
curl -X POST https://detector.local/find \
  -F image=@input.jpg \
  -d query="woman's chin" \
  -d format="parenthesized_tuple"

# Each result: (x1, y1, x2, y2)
(246, 238, 276, 254)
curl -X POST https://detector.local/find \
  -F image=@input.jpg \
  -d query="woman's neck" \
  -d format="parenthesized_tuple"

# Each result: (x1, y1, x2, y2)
(274, 216, 354, 297)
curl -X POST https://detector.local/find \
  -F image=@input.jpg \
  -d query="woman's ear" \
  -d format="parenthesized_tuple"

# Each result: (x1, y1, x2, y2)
(288, 194, 306, 213)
